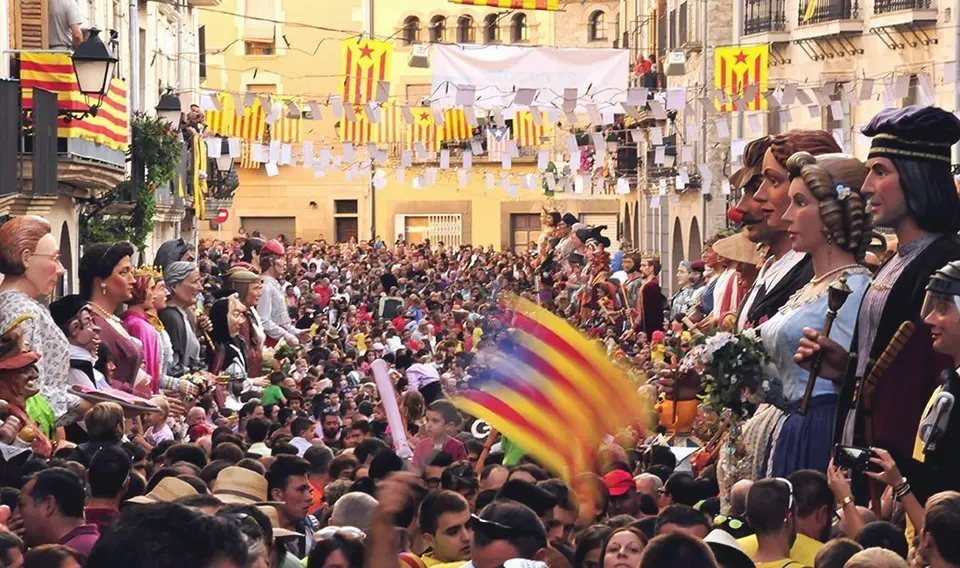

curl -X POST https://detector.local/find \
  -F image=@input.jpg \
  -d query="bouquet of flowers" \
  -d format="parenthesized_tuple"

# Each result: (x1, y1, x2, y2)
(679, 328, 776, 421)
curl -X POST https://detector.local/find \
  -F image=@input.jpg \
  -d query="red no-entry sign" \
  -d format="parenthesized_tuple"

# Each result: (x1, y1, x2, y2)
(214, 209, 229, 224)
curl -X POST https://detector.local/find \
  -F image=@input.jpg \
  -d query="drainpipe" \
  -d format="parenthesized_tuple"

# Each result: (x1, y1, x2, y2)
(129, 0, 139, 114)
(954, 0, 960, 165)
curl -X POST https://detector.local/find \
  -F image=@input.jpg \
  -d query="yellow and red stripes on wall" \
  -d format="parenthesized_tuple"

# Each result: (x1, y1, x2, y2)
(19, 52, 128, 151)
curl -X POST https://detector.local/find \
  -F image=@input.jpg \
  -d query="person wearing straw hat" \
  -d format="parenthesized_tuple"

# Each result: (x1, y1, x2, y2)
(0, 317, 52, 457)
(212, 466, 284, 506)
(126, 476, 199, 505)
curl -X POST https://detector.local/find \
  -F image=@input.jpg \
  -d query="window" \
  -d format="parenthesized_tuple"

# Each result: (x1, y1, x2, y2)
(245, 41, 275, 55)
(429, 16, 446, 43)
(405, 83, 433, 105)
(335, 199, 359, 215)
(243, 0, 275, 45)
(511, 13, 528, 43)
(678, 2, 688, 46)
(588, 10, 606, 41)
(198, 26, 206, 81)
(511, 214, 542, 254)
(668, 9, 676, 49)
(457, 16, 476, 43)
(402, 16, 421, 45)
(397, 214, 463, 247)
(483, 13, 500, 43)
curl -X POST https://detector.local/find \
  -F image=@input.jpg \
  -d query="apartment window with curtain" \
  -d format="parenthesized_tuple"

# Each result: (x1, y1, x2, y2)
(244, 0, 276, 55)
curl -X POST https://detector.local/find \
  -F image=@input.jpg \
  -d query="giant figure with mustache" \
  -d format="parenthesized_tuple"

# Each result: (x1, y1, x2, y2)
(733, 131, 841, 330)
(795, 106, 960, 501)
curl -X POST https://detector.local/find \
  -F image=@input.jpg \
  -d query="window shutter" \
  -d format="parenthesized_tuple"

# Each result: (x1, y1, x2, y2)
(14, 0, 48, 50)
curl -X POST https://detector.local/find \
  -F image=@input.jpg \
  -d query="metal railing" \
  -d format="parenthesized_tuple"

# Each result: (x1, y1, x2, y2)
(874, 0, 930, 13)
(797, 0, 859, 25)
(743, 0, 787, 34)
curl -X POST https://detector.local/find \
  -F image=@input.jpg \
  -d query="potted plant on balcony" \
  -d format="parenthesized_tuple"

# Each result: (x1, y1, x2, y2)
(81, 113, 182, 255)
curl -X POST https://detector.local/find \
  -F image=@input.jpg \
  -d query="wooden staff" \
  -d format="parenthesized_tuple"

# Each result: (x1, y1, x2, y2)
(800, 276, 853, 415)
(861, 320, 915, 518)
(474, 427, 499, 476)
(618, 280, 635, 329)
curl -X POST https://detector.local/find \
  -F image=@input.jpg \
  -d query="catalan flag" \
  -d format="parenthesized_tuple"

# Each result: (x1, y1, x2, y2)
(19, 52, 128, 152)
(239, 141, 261, 170)
(340, 103, 405, 146)
(449, 0, 560, 10)
(714, 44, 769, 112)
(449, 297, 652, 482)
(269, 110, 303, 144)
(440, 109, 472, 142)
(513, 111, 549, 147)
(205, 93, 266, 143)
(341, 38, 393, 105)
(408, 107, 439, 153)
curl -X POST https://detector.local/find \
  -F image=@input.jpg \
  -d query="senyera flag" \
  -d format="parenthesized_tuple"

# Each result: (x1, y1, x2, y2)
(449, 296, 652, 482)
(449, 0, 560, 10)
(19, 52, 128, 152)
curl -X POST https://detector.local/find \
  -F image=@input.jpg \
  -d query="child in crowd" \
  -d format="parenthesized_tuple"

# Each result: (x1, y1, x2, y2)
(411, 399, 468, 473)
(139, 396, 173, 450)
(261, 371, 288, 406)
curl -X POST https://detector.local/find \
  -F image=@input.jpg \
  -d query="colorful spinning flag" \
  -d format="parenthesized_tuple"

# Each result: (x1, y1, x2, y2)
(449, 297, 651, 482)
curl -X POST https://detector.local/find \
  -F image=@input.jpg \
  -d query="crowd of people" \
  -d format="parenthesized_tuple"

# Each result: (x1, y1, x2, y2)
(0, 104, 958, 568)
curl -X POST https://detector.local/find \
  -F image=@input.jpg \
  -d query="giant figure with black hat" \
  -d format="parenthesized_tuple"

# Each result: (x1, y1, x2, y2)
(795, 106, 960, 496)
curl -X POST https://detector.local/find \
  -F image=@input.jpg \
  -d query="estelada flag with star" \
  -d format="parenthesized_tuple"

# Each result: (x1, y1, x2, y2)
(407, 107, 440, 153)
(341, 38, 393, 105)
(714, 44, 769, 112)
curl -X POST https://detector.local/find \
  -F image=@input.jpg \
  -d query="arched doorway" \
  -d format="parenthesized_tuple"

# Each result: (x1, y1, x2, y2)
(622, 204, 632, 250)
(671, 217, 684, 292)
(56, 222, 72, 298)
(688, 217, 702, 262)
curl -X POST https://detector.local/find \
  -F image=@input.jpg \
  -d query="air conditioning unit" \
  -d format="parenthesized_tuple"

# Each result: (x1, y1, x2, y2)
(409, 44, 430, 69)
(664, 51, 686, 76)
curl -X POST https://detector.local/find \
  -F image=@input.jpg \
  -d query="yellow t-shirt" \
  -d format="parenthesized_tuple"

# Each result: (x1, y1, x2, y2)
(355, 332, 367, 354)
(737, 533, 821, 567)
(754, 561, 808, 568)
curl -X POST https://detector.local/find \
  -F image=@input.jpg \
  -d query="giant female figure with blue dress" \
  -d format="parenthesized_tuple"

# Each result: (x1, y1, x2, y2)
(758, 152, 874, 476)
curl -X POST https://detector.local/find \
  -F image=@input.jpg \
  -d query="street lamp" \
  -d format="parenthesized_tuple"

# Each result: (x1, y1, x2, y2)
(72, 28, 118, 98)
(155, 90, 183, 125)
(214, 137, 234, 173)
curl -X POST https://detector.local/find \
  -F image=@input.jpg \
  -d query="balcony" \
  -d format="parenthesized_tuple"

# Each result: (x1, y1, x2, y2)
(871, 0, 937, 28)
(794, 0, 863, 40)
(743, 0, 790, 43)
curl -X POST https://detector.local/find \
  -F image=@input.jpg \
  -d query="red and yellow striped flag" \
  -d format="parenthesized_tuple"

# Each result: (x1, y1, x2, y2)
(341, 104, 375, 145)
(205, 94, 266, 143)
(714, 44, 769, 112)
(408, 107, 439, 153)
(341, 38, 393, 105)
(269, 112, 303, 144)
(19, 52, 128, 151)
(449, 0, 560, 10)
(192, 135, 208, 219)
(449, 297, 653, 482)
(513, 111, 549, 147)
(440, 109, 472, 142)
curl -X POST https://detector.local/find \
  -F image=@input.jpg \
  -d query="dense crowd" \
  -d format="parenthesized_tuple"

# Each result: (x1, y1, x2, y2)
(0, 104, 959, 568)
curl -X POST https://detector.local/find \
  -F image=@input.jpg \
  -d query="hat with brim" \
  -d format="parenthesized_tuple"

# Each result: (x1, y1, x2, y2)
(728, 165, 761, 191)
(257, 504, 304, 538)
(213, 466, 284, 506)
(0, 317, 41, 371)
(705, 529, 754, 568)
(127, 477, 198, 504)
(0, 351, 40, 371)
(262, 239, 285, 256)
(712, 231, 764, 266)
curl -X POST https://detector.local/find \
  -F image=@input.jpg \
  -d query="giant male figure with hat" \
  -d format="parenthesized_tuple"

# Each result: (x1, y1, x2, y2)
(796, 106, 960, 498)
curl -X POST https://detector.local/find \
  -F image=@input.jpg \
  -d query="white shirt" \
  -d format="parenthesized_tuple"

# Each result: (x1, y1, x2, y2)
(737, 250, 807, 330)
(290, 436, 313, 456)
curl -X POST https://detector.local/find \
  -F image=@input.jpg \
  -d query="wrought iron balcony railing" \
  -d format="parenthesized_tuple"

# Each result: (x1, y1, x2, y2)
(743, 0, 787, 34)
(874, 0, 930, 13)
(797, 0, 859, 25)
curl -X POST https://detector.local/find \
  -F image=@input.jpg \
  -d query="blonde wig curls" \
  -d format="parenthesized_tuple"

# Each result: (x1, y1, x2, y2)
(785, 152, 871, 260)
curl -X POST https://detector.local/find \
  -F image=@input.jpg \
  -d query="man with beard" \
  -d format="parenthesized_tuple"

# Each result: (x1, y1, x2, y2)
(796, 106, 960, 500)
(732, 134, 832, 330)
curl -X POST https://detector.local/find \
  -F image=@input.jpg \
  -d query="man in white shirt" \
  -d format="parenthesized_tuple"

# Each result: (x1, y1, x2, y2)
(49, 0, 83, 50)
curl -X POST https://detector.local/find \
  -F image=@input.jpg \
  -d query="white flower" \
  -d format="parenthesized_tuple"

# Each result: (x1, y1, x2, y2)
(704, 332, 735, 356)
(761, 379, 771, 391)
(836, 184, 851, 200)
(741, 328, 758, 341)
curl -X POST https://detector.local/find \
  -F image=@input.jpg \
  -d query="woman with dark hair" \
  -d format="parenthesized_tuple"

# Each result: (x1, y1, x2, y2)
(208, 295, 263, 411)
(307, 532, 365, 568)
(574, 523, 612, 568)
(121, 268, 164, 392)
(23, 544, 83, 568)
(79, 241, 147, 393)
(0, 216, 70, 430)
